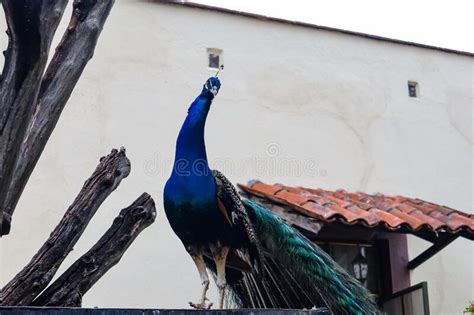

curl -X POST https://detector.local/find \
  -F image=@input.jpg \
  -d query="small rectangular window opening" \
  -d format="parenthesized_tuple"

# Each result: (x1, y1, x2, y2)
(408, 81, 418, 98)
(207, 48, 222, 69)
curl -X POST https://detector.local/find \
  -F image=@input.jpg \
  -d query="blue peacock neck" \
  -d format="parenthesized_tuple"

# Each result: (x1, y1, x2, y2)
(172, 92, 214, 178)
(166, 77, 221, 203)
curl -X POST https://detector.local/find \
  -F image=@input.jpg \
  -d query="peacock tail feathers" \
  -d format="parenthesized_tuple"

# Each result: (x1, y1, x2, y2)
(226, 199, 380, 315)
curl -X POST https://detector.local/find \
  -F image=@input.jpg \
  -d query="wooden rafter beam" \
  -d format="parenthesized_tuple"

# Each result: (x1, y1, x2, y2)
(407, 235, 459, 270)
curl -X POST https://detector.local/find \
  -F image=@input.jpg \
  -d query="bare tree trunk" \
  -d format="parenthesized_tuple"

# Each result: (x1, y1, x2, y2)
(0, 0, 157, 307)
(0, 0, 68, 233)
(3, 0, 115, 224)
(0, 0, 115, 236)
(32, 193, 156, 307)
(0, 148, 130, 306)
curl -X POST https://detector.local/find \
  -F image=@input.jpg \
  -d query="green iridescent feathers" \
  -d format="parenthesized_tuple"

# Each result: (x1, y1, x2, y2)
(227, 199, 380, 314)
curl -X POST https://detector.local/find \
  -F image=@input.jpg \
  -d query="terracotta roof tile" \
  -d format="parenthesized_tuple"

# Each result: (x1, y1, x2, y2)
(346, 205, 382, 226)
(368, 208, 406, 229)
(325, 204, 361, 223)
(388, 209, 430, 231)
(432, 205, 459, 216)
(325, 195, 353, 208)
(408, 210, 446, 231)
(430, 211, 474, 232)
(395, 204, 418, 214)
(239, 181, 474, 238)
(448, 213, 474, 230)
(275, 190, 310, 206)
(300, 201, 339, 220)
(250, 182, 284, 196)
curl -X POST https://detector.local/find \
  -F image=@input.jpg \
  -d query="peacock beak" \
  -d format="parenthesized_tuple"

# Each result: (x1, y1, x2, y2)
(210, 85, 219, 96)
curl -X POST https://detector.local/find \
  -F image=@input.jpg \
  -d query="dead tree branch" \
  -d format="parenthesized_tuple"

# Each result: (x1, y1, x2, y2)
(32, 193, 156, 307)
(0, 1, 150, 308)
(0, 148, 130, 306)
(0, 0, 68, 233)
(1, 0, 115, 236)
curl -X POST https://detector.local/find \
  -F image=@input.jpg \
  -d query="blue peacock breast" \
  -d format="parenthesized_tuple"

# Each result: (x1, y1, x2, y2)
(163, 173, 222, 245)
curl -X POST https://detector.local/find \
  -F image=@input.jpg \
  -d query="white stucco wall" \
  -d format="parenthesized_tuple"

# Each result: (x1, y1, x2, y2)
(0, 1, 472, 314)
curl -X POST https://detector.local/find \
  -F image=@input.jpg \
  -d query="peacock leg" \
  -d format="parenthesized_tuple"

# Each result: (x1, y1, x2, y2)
(189, 252, 212, 309)
(210, 245, 229, 309)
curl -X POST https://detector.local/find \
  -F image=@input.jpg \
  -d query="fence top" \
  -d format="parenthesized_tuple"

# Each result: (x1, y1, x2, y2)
(0, 307, 331, 315)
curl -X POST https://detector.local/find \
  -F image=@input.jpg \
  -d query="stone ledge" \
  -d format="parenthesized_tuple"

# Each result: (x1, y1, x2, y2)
(0, 307, 331, 315)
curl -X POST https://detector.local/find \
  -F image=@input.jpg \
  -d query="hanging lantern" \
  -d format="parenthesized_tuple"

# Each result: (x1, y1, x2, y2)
(352, 246, 368, 283)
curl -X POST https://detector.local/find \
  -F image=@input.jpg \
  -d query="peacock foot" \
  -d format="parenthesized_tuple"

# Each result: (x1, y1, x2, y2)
(189, 300, 213, 310)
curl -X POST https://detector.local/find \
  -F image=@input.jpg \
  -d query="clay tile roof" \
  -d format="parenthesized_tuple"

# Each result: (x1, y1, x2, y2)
(238, 181, 474, 238)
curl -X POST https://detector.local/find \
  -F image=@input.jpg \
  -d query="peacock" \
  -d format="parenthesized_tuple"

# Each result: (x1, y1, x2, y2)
(163, 76, 380, 314)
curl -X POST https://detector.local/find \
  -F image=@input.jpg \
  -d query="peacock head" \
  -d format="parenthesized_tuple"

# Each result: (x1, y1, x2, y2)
(202, 76, 221, 98)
